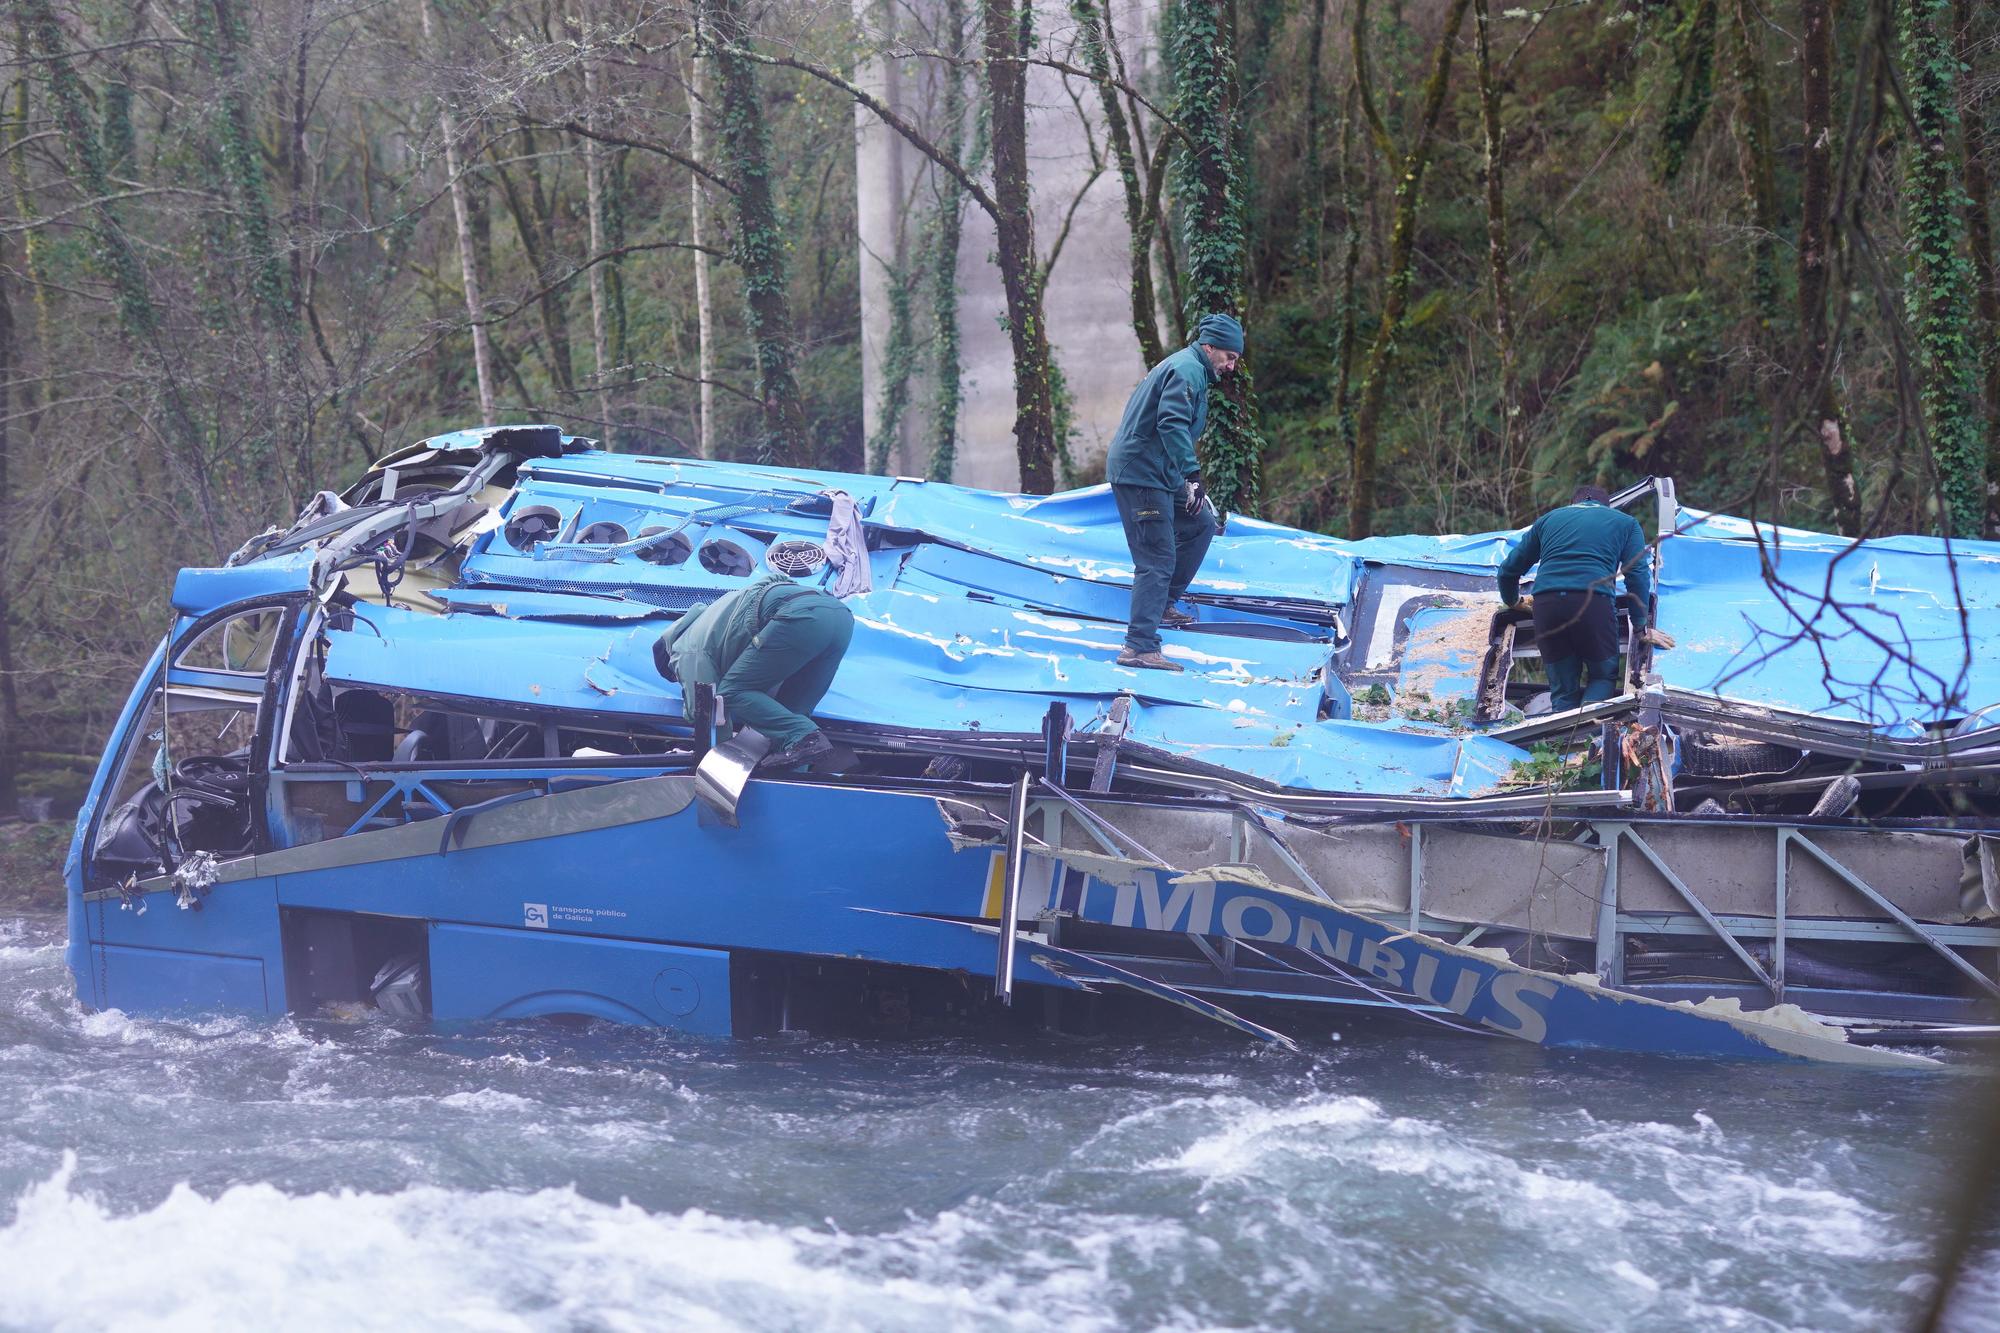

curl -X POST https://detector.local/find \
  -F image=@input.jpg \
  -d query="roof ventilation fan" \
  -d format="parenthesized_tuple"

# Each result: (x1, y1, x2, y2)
(767, 540, 829, 576)
(637, 527, 693, 566)
(578, 520, 630, 545)
(698, 539, 756, 578)
(503, 505, 563, 552)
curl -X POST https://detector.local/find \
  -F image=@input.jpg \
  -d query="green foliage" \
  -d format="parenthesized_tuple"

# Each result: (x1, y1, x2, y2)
(1504, 742, 1602, 790)
(799, 340, 865, 473)
(1534, 291, 1719, 496)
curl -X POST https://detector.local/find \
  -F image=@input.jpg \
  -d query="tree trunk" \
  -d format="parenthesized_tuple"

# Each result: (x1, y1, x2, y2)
(1656, 0, 1717, 183)
(1304, 0, 1329, 275)
(1072, 0, 1165, 367)
(1956, 0, 1999, 532)
(0, 118, 24, 809)
(1900, 0, 1984, 536)
(5, 78, 49, 428)
(1166, 0, 1260, 515)
(984, 0, 1057, 492)
(1799, 0, 1863, 536)
(195, 0, 292, 332)
(420, 0, 497, 422)
(1098, 0, 1185, 345)
(1727, 0, 1778, 323)
(1347, 0, 1472, 539)
(686, 55, 715, 460)
(581, 10, 613, 434)
(1331, 83, 1364, 482)
(488, 134, 575, 395)
(928, 0, 972, 480)
(866, 261, 918, 474)
(1472, 0, 1523, 525)
(704, 0, 812, 465)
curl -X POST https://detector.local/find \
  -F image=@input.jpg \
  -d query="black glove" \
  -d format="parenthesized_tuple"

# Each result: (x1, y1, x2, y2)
(1182, 479, 1209, 516)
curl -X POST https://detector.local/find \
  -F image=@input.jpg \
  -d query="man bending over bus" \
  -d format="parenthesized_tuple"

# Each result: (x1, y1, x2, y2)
(654, 572, 854, 769)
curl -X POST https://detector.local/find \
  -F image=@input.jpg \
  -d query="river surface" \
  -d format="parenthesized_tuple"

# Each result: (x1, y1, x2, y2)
(0, 911, 1994, 1332)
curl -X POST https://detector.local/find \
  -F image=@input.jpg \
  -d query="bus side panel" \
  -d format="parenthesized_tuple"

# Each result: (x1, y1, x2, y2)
(430, 922, 733, 1036)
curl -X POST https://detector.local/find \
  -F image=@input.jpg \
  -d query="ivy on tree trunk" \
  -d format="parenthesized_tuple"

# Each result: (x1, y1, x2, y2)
(1472, 0, 1524, 525)
(1165, 0, 1260, 515)
(1071, 0, 1164, 368)
(1900, 0, 1984, 536)
(703, 0, 811, 466)
(983, 0, 1057, 492)
(24, 0, 222, 555)
(1956, 0, 1999, 532)
(928, 0, 974, 481)
(1655, 0, 1717, 184)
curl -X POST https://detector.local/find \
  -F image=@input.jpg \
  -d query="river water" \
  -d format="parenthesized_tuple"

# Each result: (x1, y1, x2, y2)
(0, 911, 1993, 1332)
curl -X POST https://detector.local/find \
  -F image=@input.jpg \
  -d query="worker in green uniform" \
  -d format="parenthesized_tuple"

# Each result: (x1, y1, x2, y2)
(653, 571, 854, 768)
(1496, 484, 1674, 713)
(1105, 313, 1244, 671)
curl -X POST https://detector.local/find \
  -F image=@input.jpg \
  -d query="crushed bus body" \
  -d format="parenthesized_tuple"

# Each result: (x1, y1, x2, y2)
(64, 426, 2000, 1065)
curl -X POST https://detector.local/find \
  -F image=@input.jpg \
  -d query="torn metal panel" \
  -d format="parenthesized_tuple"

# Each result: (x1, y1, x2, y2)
(1960, 836, 2000, 921)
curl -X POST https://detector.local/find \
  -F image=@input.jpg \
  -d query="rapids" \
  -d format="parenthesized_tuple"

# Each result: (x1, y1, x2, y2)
(0, 913, 1992, 1332)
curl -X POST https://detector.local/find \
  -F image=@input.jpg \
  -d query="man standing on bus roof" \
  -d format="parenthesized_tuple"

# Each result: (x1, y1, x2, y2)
(1497, 483, 1674, 713)
(1105, 313, 1243, 672)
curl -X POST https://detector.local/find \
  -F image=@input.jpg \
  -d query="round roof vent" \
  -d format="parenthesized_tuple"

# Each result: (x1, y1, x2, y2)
(638, 527, 693, 566)
(578, 520, 630, 545)
(698, 539, 756, 578)
(767, 540, 829, 577)
(503, 505, 563, 552)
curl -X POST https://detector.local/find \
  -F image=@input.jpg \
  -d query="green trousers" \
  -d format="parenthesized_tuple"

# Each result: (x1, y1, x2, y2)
(716, 593, 854, 747)
(1113, 483, 1215, 655)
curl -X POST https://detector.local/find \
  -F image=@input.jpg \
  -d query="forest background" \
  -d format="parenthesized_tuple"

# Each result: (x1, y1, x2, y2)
(0, 0, 1993, 832)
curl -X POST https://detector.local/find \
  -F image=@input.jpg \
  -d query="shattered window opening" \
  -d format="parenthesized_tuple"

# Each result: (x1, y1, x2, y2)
(176, 607, 286, 676)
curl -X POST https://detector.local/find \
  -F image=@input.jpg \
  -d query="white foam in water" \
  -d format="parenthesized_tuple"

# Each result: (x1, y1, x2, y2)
(1164, 1093, 1630, 1240)
(435, 1088, 540, 1113)
(0, 1153, 1129, 1333)
(1164, 1094, 1384, 1177)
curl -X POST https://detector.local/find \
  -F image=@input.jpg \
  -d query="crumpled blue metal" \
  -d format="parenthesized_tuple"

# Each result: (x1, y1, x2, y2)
(1657, 508, 2000, 726)
(319, 453, 2000, 795)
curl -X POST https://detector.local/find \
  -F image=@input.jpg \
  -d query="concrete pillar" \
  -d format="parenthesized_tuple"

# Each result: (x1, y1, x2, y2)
(855, 0, 1161, 491)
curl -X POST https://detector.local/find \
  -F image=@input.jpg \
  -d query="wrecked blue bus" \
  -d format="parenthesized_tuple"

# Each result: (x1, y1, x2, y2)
(64, 426, 2000, 1065)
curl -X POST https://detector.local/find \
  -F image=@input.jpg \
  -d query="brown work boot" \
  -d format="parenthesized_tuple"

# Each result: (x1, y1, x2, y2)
(1117, 648, 1184, 672)
(1161, 605, 1196, 629)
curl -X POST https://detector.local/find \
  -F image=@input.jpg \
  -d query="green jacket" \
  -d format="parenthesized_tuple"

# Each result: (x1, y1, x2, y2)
(654, 572, 813, 689)
(1105, 343, 1214, 491)
(1497, 501, 1655, 629)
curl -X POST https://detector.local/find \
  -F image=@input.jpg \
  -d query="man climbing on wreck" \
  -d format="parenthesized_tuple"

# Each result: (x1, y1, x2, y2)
(653, 572, 854, 769)
(1497, 484, 1674, 713)
(1105, 313, 1244, 672)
